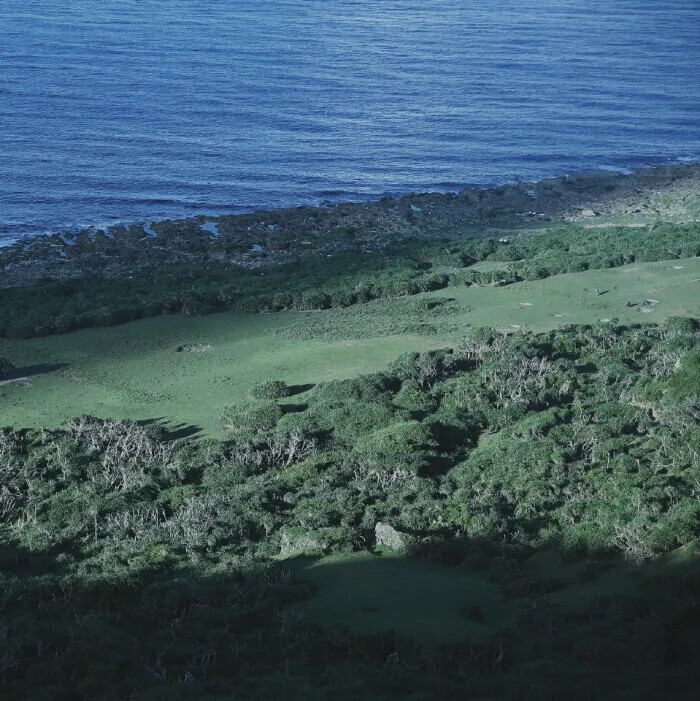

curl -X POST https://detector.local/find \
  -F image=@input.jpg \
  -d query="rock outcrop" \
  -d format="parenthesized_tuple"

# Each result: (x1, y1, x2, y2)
(375, 522, 411, 552)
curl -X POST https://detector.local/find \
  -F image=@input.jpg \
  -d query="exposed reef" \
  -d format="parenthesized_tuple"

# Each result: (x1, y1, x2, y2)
(1, 163, 698, 289)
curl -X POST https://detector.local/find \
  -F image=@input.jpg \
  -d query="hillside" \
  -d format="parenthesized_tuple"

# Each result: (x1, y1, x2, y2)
(1, 183, 699, 699)
(1, 318, 699, 699)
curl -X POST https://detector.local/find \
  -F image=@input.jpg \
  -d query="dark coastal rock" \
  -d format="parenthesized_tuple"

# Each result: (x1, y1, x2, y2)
(1, 163, 698, 290)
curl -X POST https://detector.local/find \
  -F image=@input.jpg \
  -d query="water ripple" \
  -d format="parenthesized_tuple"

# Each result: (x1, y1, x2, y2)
(0, 0, 698, 240)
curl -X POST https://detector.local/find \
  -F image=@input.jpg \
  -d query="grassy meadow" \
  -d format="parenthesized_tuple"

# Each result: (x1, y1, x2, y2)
(1, 256, 698, 436)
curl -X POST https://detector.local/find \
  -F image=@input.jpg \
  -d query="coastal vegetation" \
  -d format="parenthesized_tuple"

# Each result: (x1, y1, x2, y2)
(1, 0, 698, 691)
(1, 256, 697, 435)
(0, 221, 697, 339)
(0, 198, 698, 698)
(1, 318, 698, 698)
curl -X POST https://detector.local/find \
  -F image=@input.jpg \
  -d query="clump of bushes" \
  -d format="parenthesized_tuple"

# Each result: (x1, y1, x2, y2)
(1, 319, 700, 698)
(356, 420, 436, 455)
(249, 379, 291, 400)
(221, 399, 283, 436)
(664, 315, 699, 335)
(392, 379, 439, 413)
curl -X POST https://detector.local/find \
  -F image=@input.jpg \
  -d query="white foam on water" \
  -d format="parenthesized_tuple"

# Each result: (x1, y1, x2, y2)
(597, 165, 634, 175)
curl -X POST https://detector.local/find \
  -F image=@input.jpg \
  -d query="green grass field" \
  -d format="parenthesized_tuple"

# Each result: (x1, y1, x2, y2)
(1, 257, 698, 435)
(286, 544, 700, 646)
(288, 550, 513, 645)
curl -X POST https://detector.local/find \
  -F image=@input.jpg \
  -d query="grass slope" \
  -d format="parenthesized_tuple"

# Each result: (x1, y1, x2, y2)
(1, 257, 697, 435)
(288, 550, 512, 645)
(288, 546, 700, 647)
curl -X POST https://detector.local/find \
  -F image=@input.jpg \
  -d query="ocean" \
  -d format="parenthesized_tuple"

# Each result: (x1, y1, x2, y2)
(1, 0, 699, 244)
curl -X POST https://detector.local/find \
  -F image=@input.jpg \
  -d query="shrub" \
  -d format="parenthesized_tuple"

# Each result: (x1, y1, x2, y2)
(249, 379, 290, 400)
(392, 380, 438, 413)
(356, 421, 436, 455)
(661, 353, 700, 402)
(221, 399, 283, 436)
(664, 316, 699, 335)
(311, 374, 398, 406)
(388, 351, 447, 387)
(310, 400, 397, 444)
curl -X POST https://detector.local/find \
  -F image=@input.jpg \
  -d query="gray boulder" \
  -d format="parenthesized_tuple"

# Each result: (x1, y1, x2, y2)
(375, 522, 410, 551)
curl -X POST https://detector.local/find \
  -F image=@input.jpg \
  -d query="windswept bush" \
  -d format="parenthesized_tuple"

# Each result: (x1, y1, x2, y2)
(356, 420, 437, 455)
(311, 373, 399, 405)
(249, 379, 291, 400)
(221, 399, 283, 436)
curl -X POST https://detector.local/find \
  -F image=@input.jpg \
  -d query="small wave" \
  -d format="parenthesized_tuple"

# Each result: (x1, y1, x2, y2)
(596, 165, 635, 175)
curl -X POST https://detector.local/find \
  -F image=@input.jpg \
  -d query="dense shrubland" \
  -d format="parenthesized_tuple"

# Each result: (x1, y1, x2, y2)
(1, 319, 698, 698)
(0, 221, 697, 338)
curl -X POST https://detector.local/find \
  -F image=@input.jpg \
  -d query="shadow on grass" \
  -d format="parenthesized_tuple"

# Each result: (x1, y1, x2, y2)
(282, 534, 700, 660)
(281, 403, 308, 415)
(288, 383, 315, 396)
(2, 533, 698, 699)
(3, 362, 68, 380)
(165, 422, 203, 440)
(137, 416, 202, 439)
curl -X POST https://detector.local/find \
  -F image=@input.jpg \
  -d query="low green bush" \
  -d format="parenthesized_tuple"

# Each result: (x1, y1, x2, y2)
(221, 399, 283, 436)
(249, 379, 291, 400)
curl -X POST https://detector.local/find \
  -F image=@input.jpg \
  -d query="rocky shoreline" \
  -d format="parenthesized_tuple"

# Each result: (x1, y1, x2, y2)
(1, 163, 698, 289)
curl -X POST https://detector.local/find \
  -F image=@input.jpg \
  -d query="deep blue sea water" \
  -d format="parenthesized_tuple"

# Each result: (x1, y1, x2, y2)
(1, 0, 699, 244)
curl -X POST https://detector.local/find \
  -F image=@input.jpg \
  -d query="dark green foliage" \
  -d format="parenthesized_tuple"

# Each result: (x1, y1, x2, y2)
(1, 320, 699, 698)
(663, 353, 700, 401)
(664, 315, 699, 334)
(312, 373, 400, 405)
(392, 379, 439, 413)
(1, 221, 697, 338)
(221, 398, 283, 436)
(356, 420, 437, 454)
(310, 399, 397, 445)
(248, 378, 291, 400)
